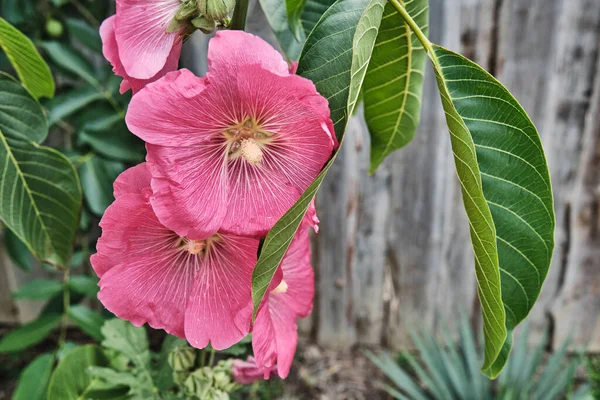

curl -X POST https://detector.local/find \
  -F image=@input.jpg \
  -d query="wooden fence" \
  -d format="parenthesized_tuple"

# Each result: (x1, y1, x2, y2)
(1, 0, 599, 352)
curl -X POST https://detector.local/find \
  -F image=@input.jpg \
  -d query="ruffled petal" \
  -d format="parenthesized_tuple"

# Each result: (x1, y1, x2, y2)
(100, 15, 180, 94)
(115, 0, 181, 79)
(208, 31, 290, 80)
(147, 143, 229, 240)
(94, 193, 194, 338)
(232, 356, 277, 384)
(184, 234, 258, 350)
(126, 69, 211, 147)
(279, 225, 314, 318)
(113, 162, 152, 199)
(252, 294, 298, 379)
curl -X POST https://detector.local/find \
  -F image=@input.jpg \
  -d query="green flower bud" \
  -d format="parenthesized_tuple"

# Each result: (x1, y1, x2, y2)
(184, 368, 213, 399)
(168, 346, 197, 372)
(191, 15, 216, 34)
(197, 0, 236, 21)
(45, 19, 63, 38)
(176, 0, 199, 21)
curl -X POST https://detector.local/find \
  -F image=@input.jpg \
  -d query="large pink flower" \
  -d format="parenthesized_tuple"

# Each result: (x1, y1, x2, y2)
(252, 223, 315, 379)
(126, 30, 337, 239)
(100, 15, 180, 94)
(115, 0, 183, 79)
(90, 163, 259, 350)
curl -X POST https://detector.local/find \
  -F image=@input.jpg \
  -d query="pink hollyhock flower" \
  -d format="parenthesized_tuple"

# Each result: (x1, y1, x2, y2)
(90, 163, 260, 350)
(126, 30, 337, 239)
(252, 222, 315, 379)
(232, 356, 278, 384)
(115, 0, 183, 79)
(100, 15, 180, 94)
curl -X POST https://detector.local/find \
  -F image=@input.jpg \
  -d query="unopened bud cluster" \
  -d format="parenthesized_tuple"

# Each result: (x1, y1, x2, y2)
(168, 0, 236, 34)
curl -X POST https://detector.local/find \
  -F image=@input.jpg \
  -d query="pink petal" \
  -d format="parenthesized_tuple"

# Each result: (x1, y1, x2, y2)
(232, 356, 278, 384)
(184, 234, 258, 350)
(279, 225, 314, 318)
(147, 143, 229, 240)
(95, 193, 193, 338)
(126, 69, 212, 147)
(100, 15, 180, 94)
(115, 0, 181, 79)
(208, 31, 290, 79)
(113, 162, 152, 199)
(253, 293, 298, 379)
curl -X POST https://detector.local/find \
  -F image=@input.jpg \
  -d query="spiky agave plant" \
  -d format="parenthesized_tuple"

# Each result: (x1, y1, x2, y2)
(367, 320, 591, 400)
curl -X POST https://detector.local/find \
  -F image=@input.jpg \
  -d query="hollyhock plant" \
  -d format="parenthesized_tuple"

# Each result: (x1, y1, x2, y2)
(100, 15, 180, 94)
(126, 30, 337, 239)
(252, 222, 315, 379)
(91, 163, 262, 350)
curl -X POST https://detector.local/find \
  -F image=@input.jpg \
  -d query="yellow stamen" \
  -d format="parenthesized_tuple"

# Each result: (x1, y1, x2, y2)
(240, 138, 263, 165)
(186, 240, 205, 255)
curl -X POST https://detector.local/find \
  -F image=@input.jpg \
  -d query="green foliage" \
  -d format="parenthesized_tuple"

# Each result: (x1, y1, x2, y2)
(13, 353, 55, 400)
(0, 313, 62, 353)
(367, 322, 588, 400)
(4, 227, 32, 271)
(12, 279, 64, 300)
(285, 0, 307, 39)
(0, 73, 47, 142)
(0, 17, 55, 99)
(252, 0, 386, 318)
(79, 155, 125, 215)
(68, 304, 106, 340)
(69, 275, 100, 297)
(363, 0, 428, 171)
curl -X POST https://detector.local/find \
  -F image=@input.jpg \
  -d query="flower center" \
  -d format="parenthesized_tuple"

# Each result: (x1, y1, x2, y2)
(271, 280, 288, 295)
(179, 235, 220, 256)
(224, 118, 273, 165)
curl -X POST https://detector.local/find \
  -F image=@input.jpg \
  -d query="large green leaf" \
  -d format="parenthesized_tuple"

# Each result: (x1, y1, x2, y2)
(0, 73, 47, 143)
(363, 0, 428, 171)
(0, 17, 55, 99)
(45, 84, 105, 126)
(46, 345, 111, 400)
(297, 0, 385, 138)
(252, 0, 386, 317)
(0, 313, 62, 352)
(0, 132, 82, 267)
(429, 45, 554, 375)
(13, 353, 55, 400)
(300, 0, 336, 36)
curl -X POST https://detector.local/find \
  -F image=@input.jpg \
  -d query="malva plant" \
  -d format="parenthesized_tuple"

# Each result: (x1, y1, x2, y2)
(0, 0, 554, 394)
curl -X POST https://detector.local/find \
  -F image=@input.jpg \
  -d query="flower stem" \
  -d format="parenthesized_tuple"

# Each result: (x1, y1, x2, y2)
(388, 0, 434, 57)
(208, 348, 215, 367)
(230, 0, 249, 30)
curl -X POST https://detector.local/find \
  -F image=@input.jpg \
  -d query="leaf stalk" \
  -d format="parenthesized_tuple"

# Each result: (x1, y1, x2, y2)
(388, 0, 433, 56)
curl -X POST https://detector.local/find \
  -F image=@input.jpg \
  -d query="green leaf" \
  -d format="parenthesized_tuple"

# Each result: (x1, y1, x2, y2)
(258, 0, 304, 60)
(13, 353, 55, 400)
(80, 155, 124, 215)
(0, 313, 62, 352)
(68, 305, 106, 340)
(364, 0, 428, 172)
(0, 17, 55, 99)
(41, 41, 96, 83)
(13, 279, 63, 300)
(429, 44, 554, 375)
(101, 319, 151, 370)
(286, 0, 307, 40)
(300, 0, 336, 36)
(252, 0, 386, 317)
(45, 83, 105, 126)
(46, 344, 111, 399)
(4, 227, 32, 271)
(297, 0, 386, 139)
(0, 73, 47, 143)
(65, 18, 102, 53)
(69, 275, 99, 297)
(78, 114, 145, 162)
(156, 335, 188, 390)
(0, 127, 82, 267)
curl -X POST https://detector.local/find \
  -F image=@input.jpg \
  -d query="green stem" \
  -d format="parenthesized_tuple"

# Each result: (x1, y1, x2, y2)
(58, 268, 70, 348)
(388, 0, 434, 56)
(208, 348, 215, 367)
(230, 0, 249, 30)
